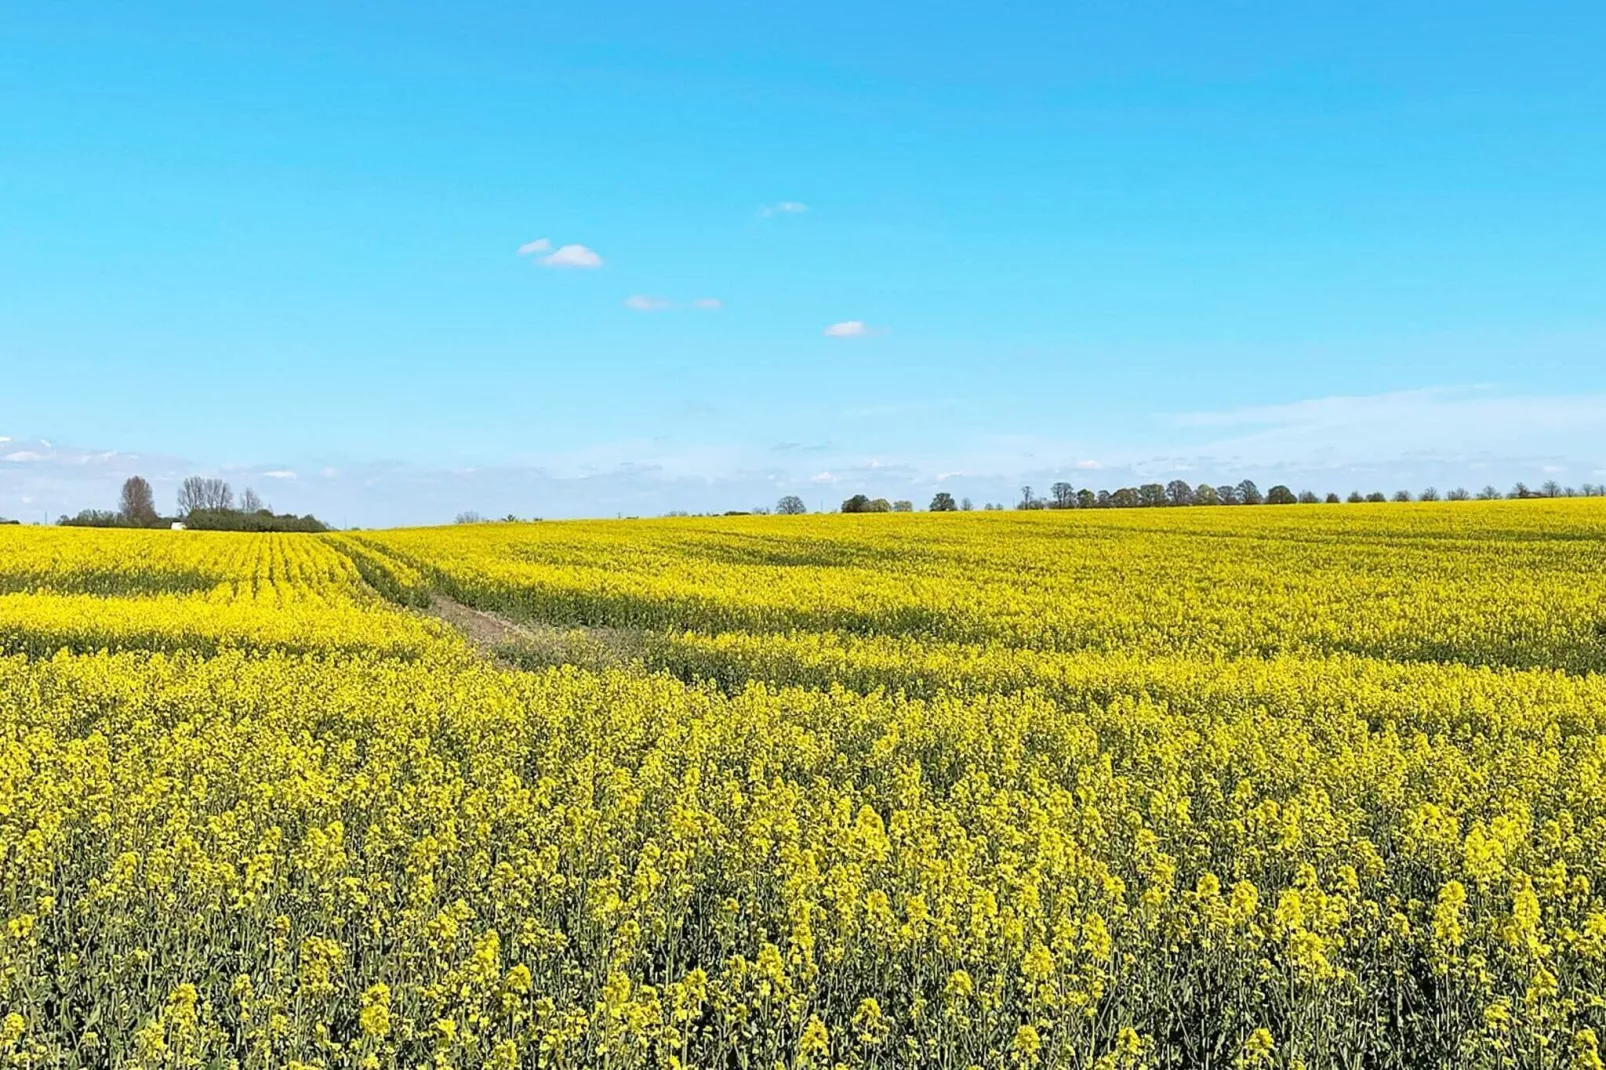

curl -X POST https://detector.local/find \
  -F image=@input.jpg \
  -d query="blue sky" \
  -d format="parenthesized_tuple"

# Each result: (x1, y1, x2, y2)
(3, 1, 1604, 524)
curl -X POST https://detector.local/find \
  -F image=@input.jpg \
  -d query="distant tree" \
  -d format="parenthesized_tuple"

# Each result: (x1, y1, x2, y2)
(1447, 487, 1470, 501)
(777, 495, 807, 515)
(929, 492, 957, 512)
(177, 476, 232, 515)
(1366, 492, 1387, 503)
(1565, 486, 1578, 497)
(868, 498, 893, 513)
(1510, 482, 1531, 500)
(1419, 487, 1440, 502)
(750, 505, 772, 515)
(1076, 489, 1097, 509)
(60, 509, 126, 528)
(119, 476, 158, 526)
(1165, 480, 1194, 506)
(1236, 480, 1263, 505)
(1193, 483, 1220, 506)
(841, 494, 873, 513)
(1111, 487, 1140, 509)
(1049, 482, 1075, 509)
(1325, 493, 1341, 504)
(1018, 486, 1036, 510)
(1138, 483, 1166, 508)
(1477, 485, 1502, 500)
(1216, 484, 1240, 505)
(1096, 490, 1113, 508)
(892, 500, 914, 512)
(1266, 485, 1297, 505)
(1297, 490, 1320, 504)
(240, 487, 265, 514)
(1541, 480, 1562, 498)
(1393, 490, 1413, 502)
(1347, 491, 1365, 503)
(960, 497, 974, 511)
(455, 511, 486, 524)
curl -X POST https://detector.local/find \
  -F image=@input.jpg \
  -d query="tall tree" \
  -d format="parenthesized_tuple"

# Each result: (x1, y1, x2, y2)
(177, 476, 233, 515)
(1049, 482, 1075, 509)
(1265, 485, 1297, 504)
(1236, 480, 1263, 505)
(1193, 483, 1220, 505)
(119, 476, 158, 526)
(1017, 486, 1035, 510)
(929, 492, 957, 512)
(1138, 483, 1166, 507)
(776, 495, 807, 515)
(840, 494, 873, 513)
(241, 488, 265, 514)
(1165, 480, 1194, 506)
(1216, 484, 1240, 505)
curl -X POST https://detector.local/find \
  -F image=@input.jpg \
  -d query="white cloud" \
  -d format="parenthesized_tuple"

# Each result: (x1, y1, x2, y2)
(624, 295, 673, 312)
(760, 201, 809, 217)
(823, 320, 883, 338)
(262, 470, 298, 480)
(4, 451, 45, 463)
(319, 467, 339, 479)
(691, 298, 722, 310)
(539, 243, 604, 269)
(516, 238, 552, 256)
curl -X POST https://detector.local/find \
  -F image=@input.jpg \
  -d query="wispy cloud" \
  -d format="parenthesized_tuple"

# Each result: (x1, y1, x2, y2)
(262, 470, 298, 480)
(538, 243, 604, 269)
(518, 237, 603, 269)
(759, 201, 809, 217)
(823, 320, 884, 339)
(624, 295, 723, 312)
(1167, 386, 1606, 474)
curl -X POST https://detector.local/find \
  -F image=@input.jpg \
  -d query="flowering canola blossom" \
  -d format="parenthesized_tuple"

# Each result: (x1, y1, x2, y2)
(2, 502, 1606, 1068)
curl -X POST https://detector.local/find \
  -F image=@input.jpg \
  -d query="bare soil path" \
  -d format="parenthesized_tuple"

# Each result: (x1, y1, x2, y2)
(424, 591, 647, 672)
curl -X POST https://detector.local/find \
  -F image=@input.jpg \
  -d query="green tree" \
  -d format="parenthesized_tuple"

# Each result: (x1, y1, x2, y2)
(929, 492, 957, 512)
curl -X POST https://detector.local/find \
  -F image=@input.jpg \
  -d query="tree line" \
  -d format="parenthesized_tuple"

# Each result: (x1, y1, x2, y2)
(57, 476, 328, 532)
(757, 480, 1606, 516)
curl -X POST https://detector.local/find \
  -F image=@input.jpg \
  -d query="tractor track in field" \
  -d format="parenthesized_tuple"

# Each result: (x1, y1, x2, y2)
(423, 590, 649, 673)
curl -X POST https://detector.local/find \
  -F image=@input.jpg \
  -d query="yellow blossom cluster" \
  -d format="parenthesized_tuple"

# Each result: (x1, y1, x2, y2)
(1, 501, 1605, 1067)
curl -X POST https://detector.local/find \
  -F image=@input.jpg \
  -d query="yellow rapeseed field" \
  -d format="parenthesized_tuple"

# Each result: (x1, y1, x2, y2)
(4, 502, 1606, 1068)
